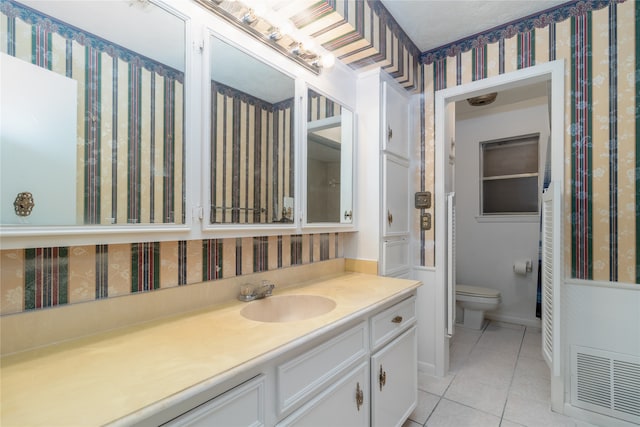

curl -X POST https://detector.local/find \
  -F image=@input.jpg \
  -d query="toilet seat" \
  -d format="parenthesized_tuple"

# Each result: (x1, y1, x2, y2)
(456, 284, 500, 298)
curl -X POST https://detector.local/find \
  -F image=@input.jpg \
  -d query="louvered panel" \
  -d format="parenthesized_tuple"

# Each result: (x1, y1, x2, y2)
(572, 346, 640, 424)
(613, 360, 640, 417)
(446, 192, 455, 337)
(541, 185, 555, 371)
(576, 353, 611, 408)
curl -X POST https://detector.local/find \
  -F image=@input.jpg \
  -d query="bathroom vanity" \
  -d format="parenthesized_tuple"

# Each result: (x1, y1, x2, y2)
(0, 273, 420, 427)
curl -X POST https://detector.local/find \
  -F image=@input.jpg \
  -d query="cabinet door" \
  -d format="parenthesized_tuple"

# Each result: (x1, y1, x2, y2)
(277, 361, 369, 427)
(382, 81, 409, 159)
(381, 238, 410, 277)
(371, 326, 417, 427)
(164, 375, 265, 427)
(382, 154, 410, 236)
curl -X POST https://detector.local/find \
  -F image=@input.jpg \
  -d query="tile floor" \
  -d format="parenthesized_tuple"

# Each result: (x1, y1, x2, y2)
(403, 321, 590, 427)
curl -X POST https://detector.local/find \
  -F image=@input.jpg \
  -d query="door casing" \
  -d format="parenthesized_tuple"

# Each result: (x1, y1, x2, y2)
(433, 60, 565, 378)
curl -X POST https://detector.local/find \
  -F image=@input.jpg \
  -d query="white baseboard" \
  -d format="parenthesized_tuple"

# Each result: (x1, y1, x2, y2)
(485, 313, 541, 329)
(418, 360, 436, 376)
(563, 403, 637, 427)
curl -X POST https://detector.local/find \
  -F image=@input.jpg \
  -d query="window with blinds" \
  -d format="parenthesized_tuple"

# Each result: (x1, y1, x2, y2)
(480, 134, 539, 215)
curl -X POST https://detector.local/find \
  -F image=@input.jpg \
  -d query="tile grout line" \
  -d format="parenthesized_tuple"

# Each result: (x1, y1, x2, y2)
(420, 321, 489, 426)
(498, 324, 527, 426)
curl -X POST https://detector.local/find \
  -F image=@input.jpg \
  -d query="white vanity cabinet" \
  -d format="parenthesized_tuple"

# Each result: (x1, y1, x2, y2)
(371, 327, 417, 427)
(163, 375, 266, 427)
(276, 321, 368, 420)
(277, 361, 369, 427)
(370, 295, 418, 427)
(147, 292, 417, 427)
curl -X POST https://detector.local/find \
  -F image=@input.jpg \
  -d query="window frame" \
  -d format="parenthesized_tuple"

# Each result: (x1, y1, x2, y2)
(479, 133, 540, 217)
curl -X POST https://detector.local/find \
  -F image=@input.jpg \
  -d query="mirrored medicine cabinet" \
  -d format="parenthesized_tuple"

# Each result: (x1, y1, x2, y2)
(1, 0, 356, 247)
(305, 88, 354, 226)
(0, 0, 187, 229)
(207, 34, 297, 226)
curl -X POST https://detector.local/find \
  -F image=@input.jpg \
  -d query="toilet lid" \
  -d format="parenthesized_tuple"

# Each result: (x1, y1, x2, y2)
(456, 284, 501, 298)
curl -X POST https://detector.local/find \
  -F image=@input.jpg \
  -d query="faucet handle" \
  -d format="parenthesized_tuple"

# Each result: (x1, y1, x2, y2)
(238, 284, 257, 302)
(260, 280, 275, 296)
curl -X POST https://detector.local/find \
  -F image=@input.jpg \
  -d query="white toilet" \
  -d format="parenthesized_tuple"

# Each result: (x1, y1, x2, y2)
(455, 284, 501, 330)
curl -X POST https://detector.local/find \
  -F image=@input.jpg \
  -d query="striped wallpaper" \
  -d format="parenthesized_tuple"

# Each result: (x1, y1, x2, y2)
(269, 0, 421, 90)
(420, 0, 639, 284)
(210, 81, 294, 224)
(308, 89, 343, 121)
(0, 233, 343, 315)
(0, 0, 185, 225)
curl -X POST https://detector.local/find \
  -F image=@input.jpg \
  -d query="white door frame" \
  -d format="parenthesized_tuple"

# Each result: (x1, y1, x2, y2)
(433, 60, 565, 376)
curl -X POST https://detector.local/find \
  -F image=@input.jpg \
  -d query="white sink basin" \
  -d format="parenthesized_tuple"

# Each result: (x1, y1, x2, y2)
(240, 295, 336, 323)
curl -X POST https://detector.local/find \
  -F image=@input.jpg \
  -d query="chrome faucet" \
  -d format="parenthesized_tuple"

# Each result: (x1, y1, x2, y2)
(238, 281, 275, 302)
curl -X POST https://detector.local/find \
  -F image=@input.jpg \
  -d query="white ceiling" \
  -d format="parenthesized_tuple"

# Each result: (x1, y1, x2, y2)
(380, 0, 570, 52)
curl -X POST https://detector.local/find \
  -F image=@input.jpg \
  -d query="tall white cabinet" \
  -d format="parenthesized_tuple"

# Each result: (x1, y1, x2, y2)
(381, 77, 411, 278)
(351, 69, 412, 278)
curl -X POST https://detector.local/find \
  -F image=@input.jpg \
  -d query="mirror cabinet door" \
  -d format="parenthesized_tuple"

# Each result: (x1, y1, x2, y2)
(208, 35, 296, 225)
(306, 89, 353, 225)
(0, 1, 186, 227)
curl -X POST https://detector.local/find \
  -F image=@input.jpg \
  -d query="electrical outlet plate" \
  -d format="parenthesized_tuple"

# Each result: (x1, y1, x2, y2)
(420, 213, 431, 230)
(415, 192, 431, 209)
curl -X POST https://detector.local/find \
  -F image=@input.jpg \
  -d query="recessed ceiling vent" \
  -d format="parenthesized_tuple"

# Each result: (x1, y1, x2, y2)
(466, 92, 497, 106)
(571, 345, 640, 424)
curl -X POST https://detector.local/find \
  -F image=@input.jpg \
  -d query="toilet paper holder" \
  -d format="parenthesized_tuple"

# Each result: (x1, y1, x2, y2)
(513, 259, 532, 274)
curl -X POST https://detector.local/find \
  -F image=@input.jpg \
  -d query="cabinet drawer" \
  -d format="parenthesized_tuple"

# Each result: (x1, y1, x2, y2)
(370, 295, 416, 351)
(277, 322, 367, 415)
(276, 361, 369, 427)
(164, 375, 265, 427)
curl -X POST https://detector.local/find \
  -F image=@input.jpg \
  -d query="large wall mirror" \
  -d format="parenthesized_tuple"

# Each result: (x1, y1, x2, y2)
(0, 0, 186, 227)
(209, 35, 296, 225)
(306, 88, 353, 224)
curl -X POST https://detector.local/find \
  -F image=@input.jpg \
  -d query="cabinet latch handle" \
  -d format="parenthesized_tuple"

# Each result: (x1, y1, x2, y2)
(391, 315, 403, 324)
(355, 382, 364, 411)
(387, 210, 393, 226)
(388, 125, 393, 141)
(344, 210, 353, 220)
(379, 365, 387, 391)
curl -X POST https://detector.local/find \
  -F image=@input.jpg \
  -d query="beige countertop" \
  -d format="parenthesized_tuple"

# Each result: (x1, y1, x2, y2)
(0, 272, 420, 426)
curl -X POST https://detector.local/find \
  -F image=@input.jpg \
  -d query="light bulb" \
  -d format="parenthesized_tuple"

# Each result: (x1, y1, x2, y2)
(304, 38, 316, 51)
(321, 53, 335, 68)
(278, 19, 294, 37)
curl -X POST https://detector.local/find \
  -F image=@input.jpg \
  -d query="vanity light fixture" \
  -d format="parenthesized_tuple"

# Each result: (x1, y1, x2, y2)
(268, 28, 282, 41)
(241, 9, 257, 24)
(195, 0, 334, 74)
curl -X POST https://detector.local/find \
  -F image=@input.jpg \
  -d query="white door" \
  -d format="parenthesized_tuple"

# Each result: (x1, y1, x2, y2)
(541, 182, 561, 376)
(434, 100, 456, 374)
(446, 192, 456, 338)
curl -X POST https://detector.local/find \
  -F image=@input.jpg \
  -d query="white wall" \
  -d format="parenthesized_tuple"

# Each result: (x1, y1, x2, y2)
(344, 70, 382, 261)
(454, 97, 549, 326)
(562, 280, 640, 426)
(413, 267, 438, 375)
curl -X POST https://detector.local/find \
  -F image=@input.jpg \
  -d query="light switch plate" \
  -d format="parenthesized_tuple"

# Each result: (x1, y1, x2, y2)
(415, 192, 431, 209)
(420, 213, 431, 230)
